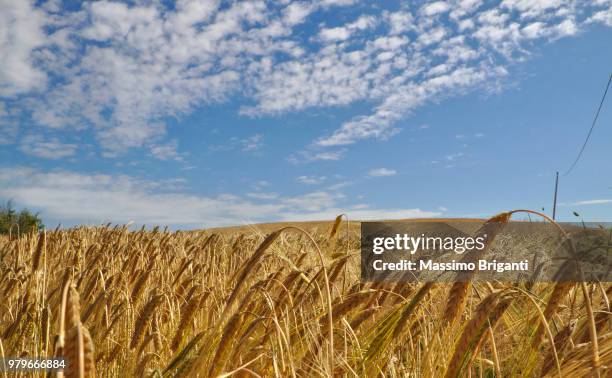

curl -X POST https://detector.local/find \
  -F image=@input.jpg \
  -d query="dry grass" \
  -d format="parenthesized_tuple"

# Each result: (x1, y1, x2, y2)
(0, 214, 610, 377)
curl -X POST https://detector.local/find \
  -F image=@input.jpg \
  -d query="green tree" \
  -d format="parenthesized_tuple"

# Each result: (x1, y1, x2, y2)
(0, 201, 44, 235)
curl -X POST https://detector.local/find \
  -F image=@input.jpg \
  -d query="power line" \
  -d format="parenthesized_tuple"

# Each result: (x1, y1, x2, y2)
(552, 171, 559, 220)
(562, 73, 612, 177)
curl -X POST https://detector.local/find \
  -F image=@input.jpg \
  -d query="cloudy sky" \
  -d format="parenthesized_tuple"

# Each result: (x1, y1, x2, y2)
(1, 0, 612, 228)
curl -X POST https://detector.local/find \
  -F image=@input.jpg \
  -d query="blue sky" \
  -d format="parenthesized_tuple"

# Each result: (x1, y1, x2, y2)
(1, 0, 611, 228)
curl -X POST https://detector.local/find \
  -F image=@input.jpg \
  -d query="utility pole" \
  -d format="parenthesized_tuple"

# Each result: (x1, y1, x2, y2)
(552, 171, 559, 220)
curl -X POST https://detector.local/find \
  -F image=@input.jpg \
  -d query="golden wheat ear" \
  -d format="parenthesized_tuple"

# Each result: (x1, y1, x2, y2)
(130, 293, 163, 350)
(444, 290, 515, 378)
(56, 281, 95, 378)
(64, 322, 96, 378)
(443, 212, 512, 326)
(328, 214, 344, 240)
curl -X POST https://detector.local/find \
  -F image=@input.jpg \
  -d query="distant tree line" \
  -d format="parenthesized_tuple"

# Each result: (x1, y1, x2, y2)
(0, 201, 44, 235)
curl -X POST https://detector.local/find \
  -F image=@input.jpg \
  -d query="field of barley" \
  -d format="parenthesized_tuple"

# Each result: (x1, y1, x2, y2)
(0, 212, 610, 377)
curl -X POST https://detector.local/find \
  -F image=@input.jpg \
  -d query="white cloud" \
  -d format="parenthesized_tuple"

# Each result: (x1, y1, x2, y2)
(22, 0, 266, 153)
(315, 66, 493, 146)
(149, 140, 183, 161)
(319, 15, 377, 42)
(555, 19, 578, 36)
(0, 166, 440, 227)
(279, 208, 441, 222)
(386, 11, 414, 35)
(562, 199, 612, 206)
(321, 0, 357, 6)
(458, 19, 475, 31)
(445, 152, 465, 161)
(327, 181, 352, 190)
(296, 175, 326, 185)
(0, 0, 48, 96)
(450, 0, 484, 20)
(283, 2, 314, 26)
(368, 168, 397, 177)
(288, 149, 346, 163)
(421, 2, 451, 16)
(241, 134, 264, 152)
(252, 180, 270, 190)
(0, 103, 18, 145)
(589, 4, 612, 26)
(210, 134, 264, 153)
(319, 26, 352, 42)
(1, 0, 611, 158)
(246, 192, 279, 200)
(501, 0, 564, 18)
(418, 27, 448, 46)
(522, 21, 547, 38)
(19, 134, 77, 159)
(308, 150, 345, 161)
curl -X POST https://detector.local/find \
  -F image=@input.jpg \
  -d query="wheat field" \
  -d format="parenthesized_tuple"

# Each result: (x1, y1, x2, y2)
(0, 213, 610, 377)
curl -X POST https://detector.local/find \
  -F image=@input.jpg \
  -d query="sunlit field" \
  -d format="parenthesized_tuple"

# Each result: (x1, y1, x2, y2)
(0, 214, 610, 377)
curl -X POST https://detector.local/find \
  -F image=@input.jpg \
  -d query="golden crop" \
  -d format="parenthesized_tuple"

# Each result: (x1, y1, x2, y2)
(0, 214, 610, 377)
